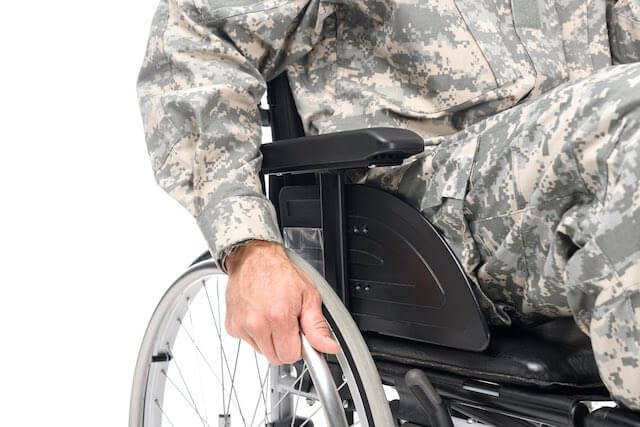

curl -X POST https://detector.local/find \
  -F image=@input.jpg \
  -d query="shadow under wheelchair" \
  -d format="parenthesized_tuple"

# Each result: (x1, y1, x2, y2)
(129, 73, 640, 427)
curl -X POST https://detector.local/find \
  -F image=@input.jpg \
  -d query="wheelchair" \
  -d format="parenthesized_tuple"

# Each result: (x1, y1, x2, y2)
(129, 73, 640, 427)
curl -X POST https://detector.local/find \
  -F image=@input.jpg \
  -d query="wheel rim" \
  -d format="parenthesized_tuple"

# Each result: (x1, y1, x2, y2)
(135, 263, 373, 427)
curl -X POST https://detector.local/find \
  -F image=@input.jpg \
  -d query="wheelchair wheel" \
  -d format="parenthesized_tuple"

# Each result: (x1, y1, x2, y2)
(129, 249, 394, 427)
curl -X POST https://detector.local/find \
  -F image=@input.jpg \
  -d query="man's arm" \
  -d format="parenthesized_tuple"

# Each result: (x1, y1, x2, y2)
(607, 0, 640, 63)
(137, 0, 338, 363)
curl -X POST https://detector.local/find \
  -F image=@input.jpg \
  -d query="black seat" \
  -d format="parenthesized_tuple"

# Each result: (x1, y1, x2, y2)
(366, 317, 602, 388)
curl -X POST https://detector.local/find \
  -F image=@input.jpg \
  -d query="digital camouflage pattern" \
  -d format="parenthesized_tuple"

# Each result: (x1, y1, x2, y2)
(138, 0, 640, 409)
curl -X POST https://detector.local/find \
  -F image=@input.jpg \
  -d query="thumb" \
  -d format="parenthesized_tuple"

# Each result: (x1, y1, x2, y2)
(299, 290, 340, 354)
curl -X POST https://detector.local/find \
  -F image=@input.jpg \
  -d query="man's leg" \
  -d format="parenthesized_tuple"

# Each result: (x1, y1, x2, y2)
(369, 63, 640, 408)
(566, 122, 640, 410)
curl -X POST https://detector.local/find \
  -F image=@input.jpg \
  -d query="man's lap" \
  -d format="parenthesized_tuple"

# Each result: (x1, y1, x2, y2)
(363, 63, 640, 324)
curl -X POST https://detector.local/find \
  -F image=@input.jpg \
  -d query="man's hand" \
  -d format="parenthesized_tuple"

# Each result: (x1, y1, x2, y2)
(224, 240, 340, 365)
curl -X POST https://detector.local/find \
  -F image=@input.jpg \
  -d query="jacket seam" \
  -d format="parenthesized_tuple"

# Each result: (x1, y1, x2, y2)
(617, 10, 640, 25)
(452, 0, 499, 88)
(470, 193, 575, 224)
(196, 0, 296, 25)
(155, 132, 199, 173)
(154, 2, 199, 173)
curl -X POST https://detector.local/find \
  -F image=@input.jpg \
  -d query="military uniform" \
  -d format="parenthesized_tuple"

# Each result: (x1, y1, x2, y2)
(138, 0, 640, 409)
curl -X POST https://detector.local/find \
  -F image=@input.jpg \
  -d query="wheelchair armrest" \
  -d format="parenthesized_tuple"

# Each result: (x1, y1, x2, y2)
(260, 127, 424, 174)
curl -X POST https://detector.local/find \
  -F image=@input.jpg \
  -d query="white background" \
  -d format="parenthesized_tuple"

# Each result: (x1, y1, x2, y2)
(0, 1, 208, 425)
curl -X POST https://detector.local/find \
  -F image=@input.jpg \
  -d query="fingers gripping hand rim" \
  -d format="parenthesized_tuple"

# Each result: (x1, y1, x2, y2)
(224, 244, 340, 364)
(300, 288, 341, 355)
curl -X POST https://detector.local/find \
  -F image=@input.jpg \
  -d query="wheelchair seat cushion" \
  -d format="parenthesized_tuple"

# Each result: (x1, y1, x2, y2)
(366, 317, 603, 388)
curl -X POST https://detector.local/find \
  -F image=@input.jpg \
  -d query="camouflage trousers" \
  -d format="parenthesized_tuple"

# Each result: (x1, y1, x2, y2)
(364, 63, 640, 409)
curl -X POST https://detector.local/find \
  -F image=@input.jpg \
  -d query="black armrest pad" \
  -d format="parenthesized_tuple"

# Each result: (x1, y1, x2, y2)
(260, 127, 424, 174)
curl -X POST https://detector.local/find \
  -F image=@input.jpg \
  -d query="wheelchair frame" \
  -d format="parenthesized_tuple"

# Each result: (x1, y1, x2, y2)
(256, 72, 640, 427)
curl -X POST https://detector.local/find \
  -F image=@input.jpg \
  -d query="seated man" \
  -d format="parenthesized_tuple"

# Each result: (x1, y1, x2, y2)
(137, 0, 640, 410)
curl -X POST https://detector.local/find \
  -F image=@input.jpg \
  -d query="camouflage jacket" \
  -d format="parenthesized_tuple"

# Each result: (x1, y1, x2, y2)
(138, 0, 640, 266)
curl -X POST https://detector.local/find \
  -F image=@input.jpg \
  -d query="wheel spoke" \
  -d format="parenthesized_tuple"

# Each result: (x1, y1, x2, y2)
(290, 362, 306, 427)
(202, 282, 243, 415)
(154, 398, 176, 427)
(160, 368, 209, 426)
(254, 366, 309, 427)
(202, 281, 249, 424)
(176, 318, 223, 385)
(177, 317, 247, 423)
(249, 357, 270, 427)
(201, 279, 227, 413)
(188, 298, 210, 424)
(215, 279, 226, 413)
(170, 347, 204, 424)
(225, 340, 246, 426)
(297, 380, 347, 427)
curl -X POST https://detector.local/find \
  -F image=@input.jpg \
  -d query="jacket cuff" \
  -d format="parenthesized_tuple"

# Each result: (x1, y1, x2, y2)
(196, 196, 283, 270)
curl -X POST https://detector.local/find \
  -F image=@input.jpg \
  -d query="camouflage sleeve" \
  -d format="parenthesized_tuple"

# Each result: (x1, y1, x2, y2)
(137, 0, 331, 266)
(607, 0, 640, 63)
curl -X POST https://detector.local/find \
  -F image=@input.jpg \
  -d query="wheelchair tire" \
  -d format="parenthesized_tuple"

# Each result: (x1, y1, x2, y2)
(129, 249, 394, 427)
